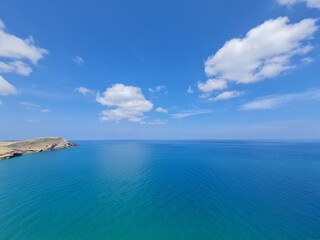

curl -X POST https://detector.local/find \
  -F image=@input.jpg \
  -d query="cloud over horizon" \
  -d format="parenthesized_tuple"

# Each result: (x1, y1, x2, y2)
(96, 84, 153, 122)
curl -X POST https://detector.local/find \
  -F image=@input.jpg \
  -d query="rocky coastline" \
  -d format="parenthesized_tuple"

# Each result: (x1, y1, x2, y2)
(0, 137, 77, 160)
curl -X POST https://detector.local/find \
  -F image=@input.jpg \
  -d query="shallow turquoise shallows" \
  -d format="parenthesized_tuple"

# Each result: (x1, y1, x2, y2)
(1, 141, 320, 240)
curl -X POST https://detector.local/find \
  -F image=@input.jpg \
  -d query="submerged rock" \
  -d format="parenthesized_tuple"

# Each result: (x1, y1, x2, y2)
(0, 137, 77, 160)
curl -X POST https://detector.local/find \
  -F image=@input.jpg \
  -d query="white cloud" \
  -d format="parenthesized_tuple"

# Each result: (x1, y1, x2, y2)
(239, 88, 320, 111)
(199, 17, 318, 95)
(26, 118, 38, 123)
(156, 107, 168, 113)
(0, 76, 17, 95)
(198, 79, 227, 93)
(187, 86, 194, 93)
(20, 101, 51, 113)
(41, 108, 51, 113)
(20, 101, 39, 108)
(278, 0, 320, 9)
(140, 120, 167, 125)
(0, 60, 32, 76)
(75, 86, 94, 95)
(0, 19, 47, 94)
(171, 109, 212, 119)
(96, 83, 153, 122)
(73, 56, 84, 65)
(0, 20, 48, 64)
(209, 91, 244, 101)
(301, 57, 314, 65)
(149, 85, 166, 93)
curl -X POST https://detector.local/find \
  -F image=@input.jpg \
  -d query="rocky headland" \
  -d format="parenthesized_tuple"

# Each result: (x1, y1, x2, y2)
(0, 137, 77, 160)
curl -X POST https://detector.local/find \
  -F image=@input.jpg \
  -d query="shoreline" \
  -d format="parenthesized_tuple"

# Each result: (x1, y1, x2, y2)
(0, 137, 77, 160)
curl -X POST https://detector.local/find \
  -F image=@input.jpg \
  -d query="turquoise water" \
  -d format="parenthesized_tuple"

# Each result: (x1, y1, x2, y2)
(0, 141, 320, 240)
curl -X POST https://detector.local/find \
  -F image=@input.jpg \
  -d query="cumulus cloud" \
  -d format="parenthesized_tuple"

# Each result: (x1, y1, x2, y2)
(0, 20, 47, 64)
(149, 85, 166, 93)
(75, 86, 94, 95)
(96, 84, 153, 122)
(204, 17, 317, 84)
(278, 0, 320, 9)
(239, 88, 320, 111)
(156, 107, 168, 113)
(0, 76, 17, 95)
(171, 109, 212, 119)
(198, 79, 228, 93)
(198, 17, 318, 98)
(209, 91, 243, 101)
(0, 19, 47, 95)
(73, 56, 84, 65)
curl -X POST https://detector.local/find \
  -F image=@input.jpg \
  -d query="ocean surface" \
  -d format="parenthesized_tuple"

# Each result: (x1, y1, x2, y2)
(0, 141, 320, 240)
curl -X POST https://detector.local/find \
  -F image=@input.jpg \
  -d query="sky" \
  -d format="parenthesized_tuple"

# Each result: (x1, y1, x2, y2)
(0, 0, 320, 140)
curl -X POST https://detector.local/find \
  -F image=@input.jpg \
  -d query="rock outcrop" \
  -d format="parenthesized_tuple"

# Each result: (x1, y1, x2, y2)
(0, 137, 77, 160)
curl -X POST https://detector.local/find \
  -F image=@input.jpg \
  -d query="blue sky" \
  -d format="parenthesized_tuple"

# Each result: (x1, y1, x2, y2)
(0, 0, 320, 140)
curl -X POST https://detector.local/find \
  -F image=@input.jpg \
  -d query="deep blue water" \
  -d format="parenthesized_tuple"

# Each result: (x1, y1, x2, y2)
(0, 141, 320, 240)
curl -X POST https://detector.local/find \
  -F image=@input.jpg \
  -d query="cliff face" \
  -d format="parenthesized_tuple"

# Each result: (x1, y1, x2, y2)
(0, 137, 77, 160)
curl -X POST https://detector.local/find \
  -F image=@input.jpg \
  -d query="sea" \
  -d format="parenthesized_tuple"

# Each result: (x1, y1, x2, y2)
(0, 140, 319, 240)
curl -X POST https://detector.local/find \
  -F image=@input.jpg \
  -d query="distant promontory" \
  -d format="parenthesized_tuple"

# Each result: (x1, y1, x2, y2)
(0, 137, 77, 160)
